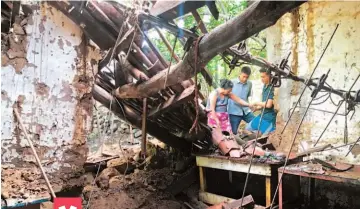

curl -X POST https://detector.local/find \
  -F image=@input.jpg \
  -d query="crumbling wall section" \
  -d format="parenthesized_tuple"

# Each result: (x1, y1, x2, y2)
(1, 2, 101, 202)
(267, 2, 360, 160)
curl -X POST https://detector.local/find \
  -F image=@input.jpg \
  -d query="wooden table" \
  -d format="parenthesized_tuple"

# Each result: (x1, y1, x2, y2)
(196, 155, 282, 207)
(278, 162, 360, 209)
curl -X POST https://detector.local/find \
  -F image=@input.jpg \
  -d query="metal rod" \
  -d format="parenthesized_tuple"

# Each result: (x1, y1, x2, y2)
(240, 83, 274, 207)
(345, 137, 360, 157)
(270, 96, 316, 209)
(141, 98, 147, 157)
(289, 106, 346, 116)
(280, 24, 339, 134)
(344, 100, 348, 144)
(13, 107, 57, 199)
(314, 74, 359, 146)
(313, 100, 344, 146)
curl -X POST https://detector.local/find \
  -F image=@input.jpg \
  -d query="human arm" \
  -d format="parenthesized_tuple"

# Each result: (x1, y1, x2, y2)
(209, 91, 221, 126)
(253, 99, 274, 109)
(253, 87, 274, 109)
(228, 92, 251, 107)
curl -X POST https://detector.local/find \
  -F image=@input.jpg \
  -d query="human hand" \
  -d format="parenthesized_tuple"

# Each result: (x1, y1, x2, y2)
(216, 120, 221, 128)
(249, 103, 256, 111)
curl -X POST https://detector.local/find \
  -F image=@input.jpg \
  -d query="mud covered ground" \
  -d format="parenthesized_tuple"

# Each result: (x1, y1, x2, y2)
(84, 167, 189, 209)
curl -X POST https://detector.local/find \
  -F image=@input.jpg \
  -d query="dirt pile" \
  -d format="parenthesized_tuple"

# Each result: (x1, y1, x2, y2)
(82, 137, 197, 209)
(1, 167, 50, 201)
(85, 168, 186, 209)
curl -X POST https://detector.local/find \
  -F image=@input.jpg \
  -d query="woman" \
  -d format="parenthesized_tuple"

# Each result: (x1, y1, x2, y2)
(206, 79, 284, 160)
(206, 79, 252, 134)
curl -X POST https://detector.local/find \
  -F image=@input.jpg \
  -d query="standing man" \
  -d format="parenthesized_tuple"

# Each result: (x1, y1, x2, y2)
(228, 66, 255, 135)
(246, 68, 276, 135)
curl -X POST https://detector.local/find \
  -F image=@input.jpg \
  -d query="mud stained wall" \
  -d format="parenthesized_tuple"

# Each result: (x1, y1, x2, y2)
(267, 2, 360, 159)
(1, 2, 100, 201)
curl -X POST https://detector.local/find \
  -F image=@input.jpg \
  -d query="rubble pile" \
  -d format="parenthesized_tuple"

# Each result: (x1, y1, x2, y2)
(81, 139, 196, 209)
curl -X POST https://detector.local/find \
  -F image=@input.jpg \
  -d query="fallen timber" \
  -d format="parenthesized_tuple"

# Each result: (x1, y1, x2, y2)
(115, 1, 305, 99)
(52, 0, 305, 151)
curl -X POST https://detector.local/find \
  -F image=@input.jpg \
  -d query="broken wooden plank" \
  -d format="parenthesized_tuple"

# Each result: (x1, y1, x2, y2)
(115, 1, 305, 98)
(155, 26, 181, 62)
(141, 27, 170, 68)
(50, 1, 116, 49)
(192, 10, 208, 34)
(150, 0, 208, 21)
(141, 98, 148, 156)
(222, 195, 255, 209)
(200, 192, 235, 206)
(148, 85, 195, 117)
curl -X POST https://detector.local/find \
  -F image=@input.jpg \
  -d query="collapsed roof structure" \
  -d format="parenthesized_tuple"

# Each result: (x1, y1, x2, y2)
(49, 0, 305, 152)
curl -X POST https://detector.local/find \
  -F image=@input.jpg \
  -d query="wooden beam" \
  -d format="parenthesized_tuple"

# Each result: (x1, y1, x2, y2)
(115, 1, 305, 98)
(141, 98, 147, 156)
(148, 85, 195, 117)
(92, 85, 191, 150)
(118, 53, 149, 81)
(132, 43, 154, 68)
(155, 27, 181, 62)
(98, 27, 135, 70)
(141, 27, 169, 68)
(196, 156, 271, 176)
(192, 10, 208, 34)
(150, 0, 207, 21)
(51, 1, 117, 49)
(190, 11, 214, 87)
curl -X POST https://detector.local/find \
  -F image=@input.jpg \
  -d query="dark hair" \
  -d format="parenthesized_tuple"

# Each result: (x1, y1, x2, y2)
(241, 66, 251, 75)
(219, 79, 233, 89)
(259, 68, 271, 75)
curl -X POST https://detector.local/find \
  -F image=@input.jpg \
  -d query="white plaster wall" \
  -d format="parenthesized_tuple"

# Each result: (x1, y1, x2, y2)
(1, 2, 100, 176)
(267, 2, 360, 150)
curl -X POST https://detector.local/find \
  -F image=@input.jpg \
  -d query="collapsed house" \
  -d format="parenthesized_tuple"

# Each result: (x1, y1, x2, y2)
(1, 1, 360, 209)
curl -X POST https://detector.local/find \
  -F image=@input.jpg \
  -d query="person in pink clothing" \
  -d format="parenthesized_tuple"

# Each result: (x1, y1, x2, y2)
(206, 79, 253, 134)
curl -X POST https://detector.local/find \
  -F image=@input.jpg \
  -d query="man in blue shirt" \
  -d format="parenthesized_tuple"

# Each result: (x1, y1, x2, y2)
(228, 66, 255, 135)
(246, 68, 276, 135)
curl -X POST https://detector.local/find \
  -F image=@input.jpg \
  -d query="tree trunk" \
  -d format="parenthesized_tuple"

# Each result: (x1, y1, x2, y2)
(115, 1, 305, 98)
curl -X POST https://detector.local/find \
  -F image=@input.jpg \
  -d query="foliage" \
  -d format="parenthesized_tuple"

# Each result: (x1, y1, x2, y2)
(147, 0, 268, 97)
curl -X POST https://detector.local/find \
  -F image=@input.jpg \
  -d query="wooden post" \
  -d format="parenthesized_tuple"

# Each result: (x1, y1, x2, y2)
(265, 176, 271, 207)
(191, 10, 208, 34)
(199, 166, 207, 192)
(139, 25, 169, 68)
(155, 27, 181, 62)
(141, 98, 147, 157)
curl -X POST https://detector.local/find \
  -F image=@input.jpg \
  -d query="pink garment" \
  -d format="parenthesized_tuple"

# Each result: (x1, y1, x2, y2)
(207, 112, 233, 134)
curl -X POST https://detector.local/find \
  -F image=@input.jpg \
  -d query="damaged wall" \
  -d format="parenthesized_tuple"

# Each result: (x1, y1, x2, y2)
(267, 1, 360, 160)
(1, 2, 100, 202)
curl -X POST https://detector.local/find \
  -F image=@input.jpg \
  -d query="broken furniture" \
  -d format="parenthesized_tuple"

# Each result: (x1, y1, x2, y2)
(278, 162, 360, 209)
(196, 155, 282, 207)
